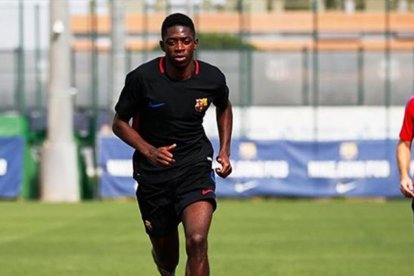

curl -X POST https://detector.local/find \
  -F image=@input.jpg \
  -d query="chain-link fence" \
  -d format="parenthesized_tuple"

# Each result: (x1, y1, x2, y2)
(1, 0, 414, 129)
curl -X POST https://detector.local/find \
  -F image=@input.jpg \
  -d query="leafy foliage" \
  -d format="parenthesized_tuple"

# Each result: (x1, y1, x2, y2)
(196, 33, 255, 50)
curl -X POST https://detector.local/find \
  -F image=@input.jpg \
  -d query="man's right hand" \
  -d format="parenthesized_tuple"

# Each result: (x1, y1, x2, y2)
(147, 144, 177, 167)
(400, 177, 414, 198)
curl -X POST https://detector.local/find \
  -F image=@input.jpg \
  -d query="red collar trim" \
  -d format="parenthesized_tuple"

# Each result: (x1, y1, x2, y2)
(159, 57, 165, 74)
(194, 60, 199, 75)
(158, 57, 199, 76)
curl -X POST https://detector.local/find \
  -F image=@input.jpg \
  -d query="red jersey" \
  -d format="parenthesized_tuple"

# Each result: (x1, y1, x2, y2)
(399, 95, 414, 141)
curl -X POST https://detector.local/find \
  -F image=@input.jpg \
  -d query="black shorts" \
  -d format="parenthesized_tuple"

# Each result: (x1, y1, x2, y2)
(135, 164, 217, 237)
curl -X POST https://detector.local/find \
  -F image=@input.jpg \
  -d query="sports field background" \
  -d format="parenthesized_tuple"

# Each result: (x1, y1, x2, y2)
(1, 2, 414, 275)
(1, 198, 413, 276)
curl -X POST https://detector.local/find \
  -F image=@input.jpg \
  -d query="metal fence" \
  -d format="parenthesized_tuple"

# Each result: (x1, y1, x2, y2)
(1, 0, 414, 124)
(2, 48, 413, 110)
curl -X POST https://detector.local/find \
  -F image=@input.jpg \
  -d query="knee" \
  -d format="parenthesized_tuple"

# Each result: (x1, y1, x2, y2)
(186, 233, 208, 253)
(158, 254, 179, 270)
(154, 250, 179, 271)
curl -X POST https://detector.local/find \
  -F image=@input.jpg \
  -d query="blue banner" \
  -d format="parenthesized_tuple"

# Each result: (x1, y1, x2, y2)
(97, 136, 401, 198)
(213, 139, 400, 198)
(97, 136, 136, 198)
(0, 137, 24, 198)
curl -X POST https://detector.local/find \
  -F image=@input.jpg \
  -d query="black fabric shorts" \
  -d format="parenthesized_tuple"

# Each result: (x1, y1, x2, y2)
(135, 164, 217, 237)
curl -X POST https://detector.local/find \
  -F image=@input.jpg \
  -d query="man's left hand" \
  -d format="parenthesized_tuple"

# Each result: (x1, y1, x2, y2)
(215, 155, 232, 178)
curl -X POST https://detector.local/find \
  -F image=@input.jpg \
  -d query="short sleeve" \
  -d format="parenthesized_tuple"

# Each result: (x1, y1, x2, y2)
(212, 74, 229, 109)
(399, 97, 414, 141)
(114, 71, 142, 120)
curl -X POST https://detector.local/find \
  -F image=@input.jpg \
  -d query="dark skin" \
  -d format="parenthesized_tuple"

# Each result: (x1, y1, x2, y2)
(112, 25, 232, 276)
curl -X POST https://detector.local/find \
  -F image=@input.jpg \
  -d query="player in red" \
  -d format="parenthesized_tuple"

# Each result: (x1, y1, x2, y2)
(397, 95, 414, 203)
(112, 13, 233, 276)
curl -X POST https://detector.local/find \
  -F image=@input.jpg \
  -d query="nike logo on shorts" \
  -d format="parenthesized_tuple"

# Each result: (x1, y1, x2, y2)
(201, 188, 214, 196)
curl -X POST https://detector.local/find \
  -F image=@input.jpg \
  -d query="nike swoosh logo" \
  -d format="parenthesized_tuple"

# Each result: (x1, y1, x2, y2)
(201, 189, 214, 196)
(148, 102, 166, 108)
(336, 182, 357, 194)
(234, 181, 258, 193)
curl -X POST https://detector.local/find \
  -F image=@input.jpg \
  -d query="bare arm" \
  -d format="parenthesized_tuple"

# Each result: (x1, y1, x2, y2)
(396, 139, 414, 198)
(215, 101, 233, 178)
(112, 114, 176, 167)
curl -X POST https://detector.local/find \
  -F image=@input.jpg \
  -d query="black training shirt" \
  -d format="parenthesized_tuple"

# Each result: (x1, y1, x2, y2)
(115, 57, 229, 181)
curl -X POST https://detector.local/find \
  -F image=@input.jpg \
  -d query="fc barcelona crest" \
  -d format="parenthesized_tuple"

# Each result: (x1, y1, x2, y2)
(195, 98, 208, 112)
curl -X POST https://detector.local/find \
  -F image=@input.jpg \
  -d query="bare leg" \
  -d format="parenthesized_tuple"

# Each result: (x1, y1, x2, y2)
(150, 228, 180, 276)
(182, 200, 214, 276)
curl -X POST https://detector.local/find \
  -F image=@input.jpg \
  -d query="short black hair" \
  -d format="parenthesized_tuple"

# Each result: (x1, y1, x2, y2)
(161, 13, 196, 40)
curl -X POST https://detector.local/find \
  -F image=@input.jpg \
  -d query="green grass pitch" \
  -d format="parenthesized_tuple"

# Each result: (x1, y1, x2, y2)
(1, 198, 413, 276)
